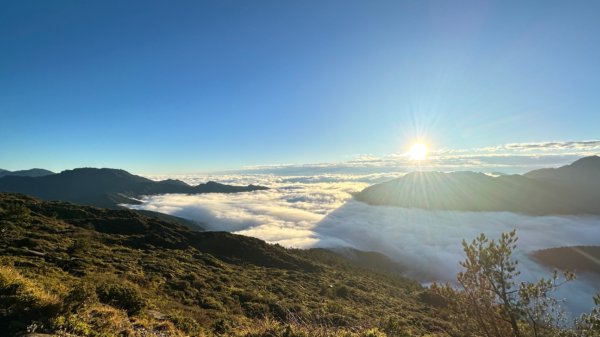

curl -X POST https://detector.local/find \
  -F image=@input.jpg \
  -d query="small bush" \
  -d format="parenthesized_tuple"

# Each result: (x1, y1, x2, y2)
(53, 313, 93, 336)
(0, 201, 31, 222)
(0, 201, 30, 242)
(0, 265, 60, 333)
(361, 328, 387, 337)
(53, 304, 131, 337)
(199, 295, 225, 310)
(167, 312, 203, 335)
(64, 282, 98, 311)
(213, 318, 232, 335)
(243, 301, 270, 318)
(68, 238, 92, 255)
(335, 285, 351, 299)
(96, 280, 145, 315)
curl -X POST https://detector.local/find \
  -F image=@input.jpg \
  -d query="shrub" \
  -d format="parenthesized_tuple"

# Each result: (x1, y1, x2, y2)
(199, 295, 225, 310)
(167, 312, 203, 336)
(574, 294, 600, 337)
(335, 285, 351, 299)
(53, 304, 131, 337)
(0, 265, 60, 332)
(243, 301, 270, 318)
(52, 313, 93, 336)
(64, 282, 98, 311)
(0, 201, 30, 242)
(68, 238, 92, 255)
(96, 280, 145, 315)
(212, 318, 232, 335)
(361, 328, 387, 337)
(0, 201, 31, 222)
(432, 230, 574, 337)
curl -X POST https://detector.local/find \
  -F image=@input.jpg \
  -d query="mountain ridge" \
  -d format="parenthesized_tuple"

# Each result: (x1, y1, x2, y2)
(354, 156, 600, 215)
(0, 167, 268, 209)
(531, 245, 600, 276)
(0, 168, 54, 178)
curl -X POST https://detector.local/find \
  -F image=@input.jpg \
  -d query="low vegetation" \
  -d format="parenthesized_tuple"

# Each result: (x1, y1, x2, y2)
(430, 230, 600, 337)
(1, 193, 598, 336)
(0, 193, 450, 336)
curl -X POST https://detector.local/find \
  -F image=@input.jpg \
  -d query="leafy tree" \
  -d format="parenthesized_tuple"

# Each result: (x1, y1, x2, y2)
(432, 230, 574, 337)
(574, 294, 600, 337)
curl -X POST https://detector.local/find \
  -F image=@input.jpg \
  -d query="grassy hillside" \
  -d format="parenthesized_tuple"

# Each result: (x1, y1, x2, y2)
(0, 193, 452, 337)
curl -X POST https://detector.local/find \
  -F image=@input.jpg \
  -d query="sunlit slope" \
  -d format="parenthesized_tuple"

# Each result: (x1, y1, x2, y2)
(0, 193, 451, 336)
(354, 156, 600, 215)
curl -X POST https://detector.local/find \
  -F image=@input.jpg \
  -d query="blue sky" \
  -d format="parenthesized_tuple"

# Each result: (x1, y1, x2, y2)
(1, 1, 599, 173)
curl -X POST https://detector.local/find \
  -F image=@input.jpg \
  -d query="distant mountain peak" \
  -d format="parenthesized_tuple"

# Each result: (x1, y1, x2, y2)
(0, 167, 268, 208)
(569, 155, 600, 169)
(63, 167, 135, 175)
(355, 156, 600, 215)
(0, 168, 54, 178)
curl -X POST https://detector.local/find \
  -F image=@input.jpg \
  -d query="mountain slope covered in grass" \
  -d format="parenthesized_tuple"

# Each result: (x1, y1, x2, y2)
(354, 156, 600, 215)
(0, 193, 452, 337)
(0, 167, 268, 208)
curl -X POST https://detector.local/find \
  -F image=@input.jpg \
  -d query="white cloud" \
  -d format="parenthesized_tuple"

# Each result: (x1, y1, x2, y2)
(482, 140, 600, 152)
(127, 171, 600, 315)
(315, 200, 600, 314)
(129, 176, 368, 240)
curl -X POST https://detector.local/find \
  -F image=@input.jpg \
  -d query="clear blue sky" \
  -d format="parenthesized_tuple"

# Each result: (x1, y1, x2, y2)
(1, 1, 599, 173)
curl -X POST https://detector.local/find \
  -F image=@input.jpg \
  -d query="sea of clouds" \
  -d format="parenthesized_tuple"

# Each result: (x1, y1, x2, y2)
(126, 171, 600, 315)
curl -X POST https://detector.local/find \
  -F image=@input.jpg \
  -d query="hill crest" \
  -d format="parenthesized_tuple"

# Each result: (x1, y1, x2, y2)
(354, 156, 600, 215)
(0, 167, 268, 208)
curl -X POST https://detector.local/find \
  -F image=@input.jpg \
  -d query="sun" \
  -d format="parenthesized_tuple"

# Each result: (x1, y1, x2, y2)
(409, 143, 428, 161)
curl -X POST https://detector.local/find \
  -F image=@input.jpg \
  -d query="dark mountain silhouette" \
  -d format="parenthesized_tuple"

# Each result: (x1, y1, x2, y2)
(0, 168, 54, 178)
(532, 246, 600, 275)
(325, 247, 407, 274)
(524, 155, 600, 199)
(134, 209, 205, 230)
(0, 167, 268, 209)
(354, 156, 600, 215)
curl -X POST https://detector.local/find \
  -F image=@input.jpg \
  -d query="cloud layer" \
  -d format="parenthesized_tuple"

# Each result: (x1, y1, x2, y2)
(128, 169, 600, 315)
(129, 176, 369, 247)
(316, 200, 600, 314)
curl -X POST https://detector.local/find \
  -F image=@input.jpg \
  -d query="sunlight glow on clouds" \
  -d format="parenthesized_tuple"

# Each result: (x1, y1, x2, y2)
(128, 143, 600, 314)
(231, 140, 600, 176)
(129, 176, 369, 247)
(128, 176, 600, 314)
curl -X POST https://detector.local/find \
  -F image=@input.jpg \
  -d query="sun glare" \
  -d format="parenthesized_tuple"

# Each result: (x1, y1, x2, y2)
(409, 143, 428, 161)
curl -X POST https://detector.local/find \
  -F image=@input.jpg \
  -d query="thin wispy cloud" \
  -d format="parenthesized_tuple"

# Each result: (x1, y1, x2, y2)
(228, 140, 600, 176)
(482, 140, 600, 152)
